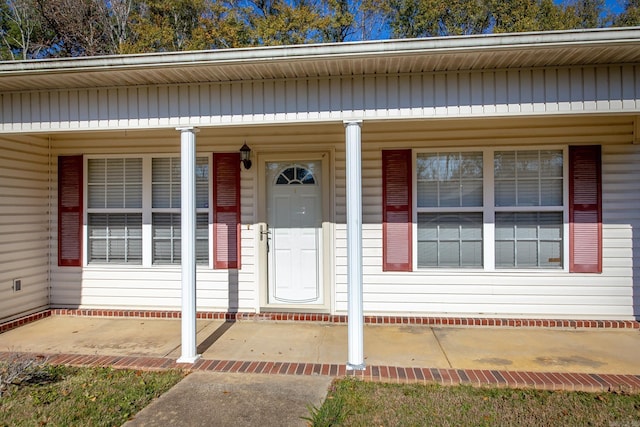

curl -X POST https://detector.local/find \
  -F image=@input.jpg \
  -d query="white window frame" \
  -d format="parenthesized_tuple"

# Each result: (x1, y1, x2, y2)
(412, 146, 569, 273)
(83, 154, 212, 268)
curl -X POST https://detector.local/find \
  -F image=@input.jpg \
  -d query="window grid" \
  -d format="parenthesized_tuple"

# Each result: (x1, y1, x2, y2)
(151, 156, 209, 265)
(416, 152, 484, 268)
(86, 155, 210, 267)
(88, 213, 142, 264)
(417, 213, 483, 268)
(495, 212, 563, 269)
(87, 158, 143, 264)
(414, 148, 566, 271)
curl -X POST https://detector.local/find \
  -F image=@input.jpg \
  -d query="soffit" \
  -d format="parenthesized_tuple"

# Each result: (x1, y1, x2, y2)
(0, 28, 639, 92)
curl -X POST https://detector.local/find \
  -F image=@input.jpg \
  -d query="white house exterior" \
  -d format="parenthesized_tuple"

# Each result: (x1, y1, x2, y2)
(2, 29, 640, 357)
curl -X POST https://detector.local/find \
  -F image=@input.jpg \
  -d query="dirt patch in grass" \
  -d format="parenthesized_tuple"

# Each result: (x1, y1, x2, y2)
(0, 361, 184, 427)
(312, 378, 640, 426)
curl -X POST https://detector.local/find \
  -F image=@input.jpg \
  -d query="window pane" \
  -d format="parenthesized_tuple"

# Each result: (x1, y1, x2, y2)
(417, 181, 438, 207)
(90, 239, 106, 261)
(196, 157, 209, 208)
(417, 241, 438, 267)
(541, 179, 563, 206)
(196, 213, 209, 264)
(540, 150, 563, 177)
(517, 180, 539, 206)
(153, 213, 179, 264)
(109, 239, 126, 261)
(106, 158, 124, 183)
(439, 181, 460, 207)
(494, 151, 515, 178)
(88, 158, 142, 209)
(540, 241, 562, 267)
(494, 150, 563, 208)
(461, 241, 482, 267)
(539, 213, 562, 239)
(494, 180, 516, 207)
(495, 213, 514, 239)
(439, 241, 460, 266)
(417, 152, 482, 208)
(495, 212, 562, 269)
(153, 212, 208, 265)
(152, 158, 175, 209)
(516, 151, 539, 178)
(495, 241, 515, 267)
(417, 213, 482, 268)
(153, 183, 171, 209)
(124, 159, 143, 208)
(171, 183, 181, 208)
(515, 213, 537, 239)
(461, 180, 483, 207)
(516, 241, 538, 267)
(88, 213, 142, 264)
(153, 157, 208, 209)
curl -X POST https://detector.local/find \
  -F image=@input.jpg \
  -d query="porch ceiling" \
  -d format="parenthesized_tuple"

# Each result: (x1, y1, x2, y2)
(0, 27, 639, 92)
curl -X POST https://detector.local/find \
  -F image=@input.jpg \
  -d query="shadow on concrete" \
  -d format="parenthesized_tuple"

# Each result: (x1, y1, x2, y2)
(197, 321, 235, 354)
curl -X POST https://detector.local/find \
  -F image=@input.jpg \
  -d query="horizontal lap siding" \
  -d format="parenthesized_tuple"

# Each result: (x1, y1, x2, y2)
(49, 125, 345, 312)
(0, 135, 50, 322)
(334, 116, 638, 320)
(50, 134, 257, 312)
(2, 66, 638, 133)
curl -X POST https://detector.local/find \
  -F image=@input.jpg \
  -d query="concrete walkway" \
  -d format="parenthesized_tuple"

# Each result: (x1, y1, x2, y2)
(1, 315, 640, 426)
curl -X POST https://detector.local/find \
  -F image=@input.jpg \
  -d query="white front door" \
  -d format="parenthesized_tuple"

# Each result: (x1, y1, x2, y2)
(266, 161, 323, 304)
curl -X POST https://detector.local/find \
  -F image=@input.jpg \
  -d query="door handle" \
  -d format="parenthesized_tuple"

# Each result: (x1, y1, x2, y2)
(260, 224, 271, 241)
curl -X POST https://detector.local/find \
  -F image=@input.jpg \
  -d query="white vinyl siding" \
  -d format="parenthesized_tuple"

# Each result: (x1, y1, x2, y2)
(49, 130, 291, 312)
(1, 65, 638, 134)
(335, 116, 638, 320)
(42, 115, 639, 320)
(0, 135, 50, 322)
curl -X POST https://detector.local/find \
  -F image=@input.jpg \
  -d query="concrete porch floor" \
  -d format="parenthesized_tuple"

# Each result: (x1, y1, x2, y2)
(1, 315, 640, 375)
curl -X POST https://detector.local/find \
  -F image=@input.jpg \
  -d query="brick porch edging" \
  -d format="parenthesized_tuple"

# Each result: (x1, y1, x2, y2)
(2, 309, 639, 335)
(1, 351, 639, 393)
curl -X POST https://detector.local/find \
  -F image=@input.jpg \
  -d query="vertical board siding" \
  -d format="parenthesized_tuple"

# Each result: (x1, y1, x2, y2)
(2, 65, 638, 133)
(0, 135, 50, 322)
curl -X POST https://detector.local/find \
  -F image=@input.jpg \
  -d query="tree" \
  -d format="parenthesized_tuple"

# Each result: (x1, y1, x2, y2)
(320, 0, 355, 42)
(188, 0, 251, 49)
(563, 0, 607, 28)
(233, 0, 325, 46)
(106, 0, 135, 52)
(35, 0, 113, 56)
(121, 0, 208, 52)
(384, 0, 491, 38)
(490, 0, 573, 33)
(613, 0, 640, 26)
(1, 0, 48, 59)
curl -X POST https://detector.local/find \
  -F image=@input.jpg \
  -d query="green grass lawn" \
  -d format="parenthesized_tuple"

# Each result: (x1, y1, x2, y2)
(307, 378, 640, 427)
(0, 361, 184, 427)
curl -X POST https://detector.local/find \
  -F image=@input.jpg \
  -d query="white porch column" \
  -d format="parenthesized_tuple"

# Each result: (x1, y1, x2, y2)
(345, 120, 365, 370)
(177, 127, 200, 364)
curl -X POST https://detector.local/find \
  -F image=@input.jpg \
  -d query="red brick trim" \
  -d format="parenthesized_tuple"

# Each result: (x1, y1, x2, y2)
(46, 309, 640, 329)
(1, 351, 638, 393)
(3, 310, 639, 332)
(0, 311, 52, 334)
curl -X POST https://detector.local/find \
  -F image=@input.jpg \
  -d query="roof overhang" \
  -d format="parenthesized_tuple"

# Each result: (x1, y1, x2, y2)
(0, 27, 639, 92)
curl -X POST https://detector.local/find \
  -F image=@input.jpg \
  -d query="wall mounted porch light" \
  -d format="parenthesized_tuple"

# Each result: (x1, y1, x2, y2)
(240, 142, 252, 170)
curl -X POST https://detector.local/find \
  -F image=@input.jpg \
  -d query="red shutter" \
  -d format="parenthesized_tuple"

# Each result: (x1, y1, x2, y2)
(213, 153, 241, 269)
(58, 155, 83, 267)
(382, 149, 412, 271)
(569, 145, 602, 273)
